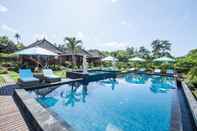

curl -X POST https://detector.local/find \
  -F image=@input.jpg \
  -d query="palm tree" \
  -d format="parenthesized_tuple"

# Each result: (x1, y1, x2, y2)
(14, 33, 21, 44)
(64, 37, 82, 70)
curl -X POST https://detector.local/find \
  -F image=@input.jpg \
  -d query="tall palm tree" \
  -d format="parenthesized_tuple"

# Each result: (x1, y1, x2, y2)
(64, 37, 82, 69)
(14, 33, 21, 44)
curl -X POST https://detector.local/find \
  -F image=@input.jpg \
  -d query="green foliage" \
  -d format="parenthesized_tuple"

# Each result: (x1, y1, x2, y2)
(151, 39, 172, 58)
(176, 48, 197, 89)
(0, 36, 17, 53)
(186, 67, 197, 89)
(16, 43, 25, 49)
(113, 50, 129, 62)
(54, 70, 67, 78)
(0, 75, 5, 84)
(138, 46, 151, 59)
(8, 71, 19, 81)
(0, 67, 8, 74)
(64, 37, 82, 69)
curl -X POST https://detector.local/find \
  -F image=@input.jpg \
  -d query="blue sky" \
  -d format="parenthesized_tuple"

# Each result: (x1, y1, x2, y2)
(0, 0, 197, 56)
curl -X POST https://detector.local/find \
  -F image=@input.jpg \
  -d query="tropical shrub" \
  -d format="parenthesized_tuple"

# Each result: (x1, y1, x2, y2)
(0, 67, 8, 74)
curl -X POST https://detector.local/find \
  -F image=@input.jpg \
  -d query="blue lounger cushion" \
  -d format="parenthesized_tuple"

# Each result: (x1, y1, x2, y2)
(20, 77, 39, 82)
(19, 69, 39, 82)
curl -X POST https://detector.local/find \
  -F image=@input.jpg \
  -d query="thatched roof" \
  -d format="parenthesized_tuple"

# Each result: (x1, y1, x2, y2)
(25, 39, 63, 54)
(88, 49, 104, 58)
(62, 48, 92, 57)
(24, 39, 103, 59)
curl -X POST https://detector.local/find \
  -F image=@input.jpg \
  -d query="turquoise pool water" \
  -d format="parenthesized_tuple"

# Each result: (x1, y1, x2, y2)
(29, 73, 176, 131)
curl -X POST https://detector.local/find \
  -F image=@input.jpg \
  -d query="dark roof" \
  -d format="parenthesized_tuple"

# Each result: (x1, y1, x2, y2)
(62, 48, 92, 57)
(24, 39, 103, 58)
(25, 39, 63, 54)
(88, 49, 104, 58)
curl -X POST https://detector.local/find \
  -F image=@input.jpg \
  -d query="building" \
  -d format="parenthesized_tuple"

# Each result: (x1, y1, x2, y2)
(22, 39, 103, 67)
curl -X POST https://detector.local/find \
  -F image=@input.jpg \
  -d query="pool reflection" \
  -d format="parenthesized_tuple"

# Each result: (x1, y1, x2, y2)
(125, 73, 149, 84)
(150, 76, 176, 93)
(100, 78, 118, 90)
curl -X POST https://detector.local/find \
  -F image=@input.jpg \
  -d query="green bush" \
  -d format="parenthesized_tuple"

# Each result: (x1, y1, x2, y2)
(186, 67, 197, 89)
(0, 67, 8, 74)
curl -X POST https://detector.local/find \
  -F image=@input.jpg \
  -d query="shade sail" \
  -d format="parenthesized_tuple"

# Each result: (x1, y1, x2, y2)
(129, 57, 145, 62)
(153, 56, 175, 62)
(102, 56, 118, 61)
(15, 46, 58, 56)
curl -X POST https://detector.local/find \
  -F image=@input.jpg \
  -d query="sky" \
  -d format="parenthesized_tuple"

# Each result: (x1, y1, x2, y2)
(0, 0, 197, 56)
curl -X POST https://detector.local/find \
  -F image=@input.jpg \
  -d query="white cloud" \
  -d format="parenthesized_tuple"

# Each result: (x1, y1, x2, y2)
(76, 32, 85, 39)
(120, 20, 131, 28)
(111, 0, 119, 3)
(1, 24, 18, 33)
(97, 41, 129, 51)
(121, 20, 127, 25)
(0, 4, 8, 12)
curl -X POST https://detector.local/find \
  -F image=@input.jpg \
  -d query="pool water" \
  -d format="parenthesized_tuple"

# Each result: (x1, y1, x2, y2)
(29, 73, 177, 131)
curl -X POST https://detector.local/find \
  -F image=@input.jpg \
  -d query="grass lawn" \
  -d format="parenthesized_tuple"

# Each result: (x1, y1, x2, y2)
(8, 71, 19, 82)
(0, 75, 5, 84)
(54, 70, 67, 78)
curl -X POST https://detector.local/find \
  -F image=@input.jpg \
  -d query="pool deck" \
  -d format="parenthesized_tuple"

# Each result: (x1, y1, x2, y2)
(0, 96, 29, 131)
(0, 78, 81, 131)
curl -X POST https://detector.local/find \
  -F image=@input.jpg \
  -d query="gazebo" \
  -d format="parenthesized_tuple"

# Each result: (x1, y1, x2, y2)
(15, 46, 58, 68)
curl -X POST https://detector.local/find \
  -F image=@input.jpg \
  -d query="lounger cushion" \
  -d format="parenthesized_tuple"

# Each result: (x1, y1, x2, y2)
(45, 75, 60, 79)
(139, 68, 145, 72)
(43, 69, 60, 78)
(19, 69, 34, 78)
(154, 69, 161, 73)
(20, 77, 39, 82)
(167, 70, 174, 74)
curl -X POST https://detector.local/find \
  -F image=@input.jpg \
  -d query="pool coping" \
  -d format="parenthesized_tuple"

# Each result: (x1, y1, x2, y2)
(170, 87, 183, 131)
(181, 82, 197, 128)
(13, 89, 72, 131)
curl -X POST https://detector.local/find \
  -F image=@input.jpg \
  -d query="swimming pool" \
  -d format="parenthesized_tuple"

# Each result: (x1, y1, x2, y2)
(29, 73, 177, 131)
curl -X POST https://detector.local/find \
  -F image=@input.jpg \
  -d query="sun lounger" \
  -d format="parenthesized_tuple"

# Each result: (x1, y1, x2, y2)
(18, 69, 39, 86)
(166, 69, 174, 76)
(138, 68, 145, 73)
(43, 69, 61, 83)
(128, 68, 135, 72)
(154, 69, 161, 74)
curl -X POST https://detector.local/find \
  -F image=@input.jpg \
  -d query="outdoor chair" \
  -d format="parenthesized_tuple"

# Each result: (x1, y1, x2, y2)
(154, 69, 161, 74)
(43, 69, 61, 83)
(138, 68, 145, 73)
(166, 69, 174, 76)
(18, 69, 39, 86)
(128, 68, 136, 72)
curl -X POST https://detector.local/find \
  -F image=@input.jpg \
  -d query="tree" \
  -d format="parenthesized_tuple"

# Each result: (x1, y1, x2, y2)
(138, 46, 150, 59)
(14, 33, 25, 50)
(0, 36, 17, 53)
(14, 33, 21, 44)
(113, 50, 129, 62)
(126, 47, 135, 57)
(64, 37, 82, 69)
(151, 39, 172, 58)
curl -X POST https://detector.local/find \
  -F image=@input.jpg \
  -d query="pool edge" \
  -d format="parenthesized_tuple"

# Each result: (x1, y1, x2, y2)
(13, 89, 72, 131)
(181, 82, 197, 128)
